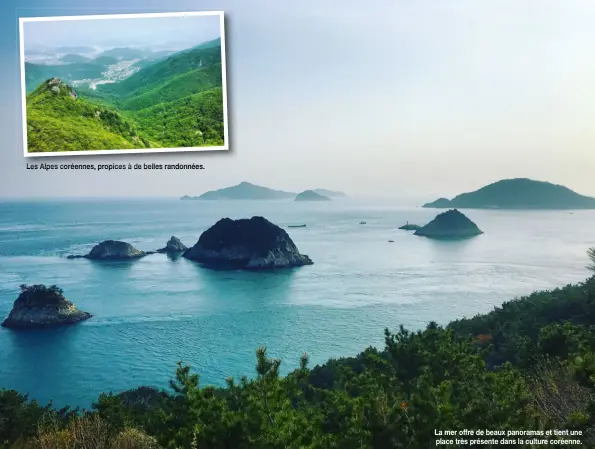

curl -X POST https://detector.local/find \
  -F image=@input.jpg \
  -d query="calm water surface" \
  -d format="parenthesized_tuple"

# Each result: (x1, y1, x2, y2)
(0, 199, 593, 408)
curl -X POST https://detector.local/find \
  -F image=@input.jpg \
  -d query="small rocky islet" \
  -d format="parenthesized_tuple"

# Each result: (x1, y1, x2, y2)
(157, 236, 188, 254)
(1, 284, 91, 329)
(398, 223, 422, 231)
(67, 240, 152, 260)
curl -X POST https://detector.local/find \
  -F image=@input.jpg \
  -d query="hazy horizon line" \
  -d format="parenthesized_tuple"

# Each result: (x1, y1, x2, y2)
(2, 175, 595, 201)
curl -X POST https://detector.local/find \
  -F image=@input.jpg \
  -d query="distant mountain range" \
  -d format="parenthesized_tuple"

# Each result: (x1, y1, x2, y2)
(24, 38, 225, 153)
(423, 178, 595, 210)
(181, 182, 346, 200)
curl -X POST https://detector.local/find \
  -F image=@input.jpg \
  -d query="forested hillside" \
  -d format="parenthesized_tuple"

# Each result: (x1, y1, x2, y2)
(26, 79, 151, 152)
(2, 252, 594, 448)
(24, 38, 225, 152)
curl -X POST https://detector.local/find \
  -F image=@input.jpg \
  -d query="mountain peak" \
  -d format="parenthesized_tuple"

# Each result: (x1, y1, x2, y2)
(41, 78, 78, 99)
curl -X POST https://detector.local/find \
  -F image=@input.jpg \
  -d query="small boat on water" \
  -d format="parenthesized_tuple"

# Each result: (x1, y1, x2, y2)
(288, 224, 307, 228)
(359, 221, 367, 225)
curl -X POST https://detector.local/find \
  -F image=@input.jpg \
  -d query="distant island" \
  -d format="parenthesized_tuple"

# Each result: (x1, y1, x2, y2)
(295, 190, 331, 202)
(423, 178, 595, 210)
(311, 189, 346, 198)
(414, 209, 483, 239)
(181, 182, 345, 201)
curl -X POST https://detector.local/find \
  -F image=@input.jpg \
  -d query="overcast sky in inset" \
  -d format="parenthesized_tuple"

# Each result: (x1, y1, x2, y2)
(22, 13, 221, 50)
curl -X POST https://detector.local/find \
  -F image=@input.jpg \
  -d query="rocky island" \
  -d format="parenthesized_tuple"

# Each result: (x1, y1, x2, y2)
(1, 284, 92, 329)
(414, 209, 483, 239)
(398, 223, 422, 231)
(295, 190, 331, 202)
(67, 240, 152, 260)
(423, 178, 595, 209)
(183, 216, 314, 269)
(157, 236, 188, 253)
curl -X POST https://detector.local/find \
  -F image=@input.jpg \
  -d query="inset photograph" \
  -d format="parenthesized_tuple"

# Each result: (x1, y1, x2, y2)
(19, 11, 228, 156)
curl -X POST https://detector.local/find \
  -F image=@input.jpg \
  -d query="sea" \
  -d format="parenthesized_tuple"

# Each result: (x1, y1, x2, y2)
(0, 198, 593, 409)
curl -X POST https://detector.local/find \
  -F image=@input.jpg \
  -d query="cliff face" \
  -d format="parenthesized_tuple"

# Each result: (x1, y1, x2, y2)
(1, 284, 92, 329)
(183, 216, 314, 269)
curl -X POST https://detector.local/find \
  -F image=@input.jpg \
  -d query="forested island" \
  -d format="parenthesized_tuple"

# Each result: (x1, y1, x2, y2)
(2, 250, 595, 448)
(423, 178, 595, 209)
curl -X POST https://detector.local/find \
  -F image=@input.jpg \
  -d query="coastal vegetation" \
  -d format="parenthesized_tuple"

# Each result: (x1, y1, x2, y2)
(2, 250, 595, 448)
(25, 39, 225, 152)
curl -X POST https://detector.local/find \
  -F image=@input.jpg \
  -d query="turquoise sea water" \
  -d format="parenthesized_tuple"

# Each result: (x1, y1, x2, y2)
(0, 198, 593, 409)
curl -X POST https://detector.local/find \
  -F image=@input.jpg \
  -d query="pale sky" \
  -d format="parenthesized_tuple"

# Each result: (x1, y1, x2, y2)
(1, 0, 595, 199)
(22, 13, 221, 50)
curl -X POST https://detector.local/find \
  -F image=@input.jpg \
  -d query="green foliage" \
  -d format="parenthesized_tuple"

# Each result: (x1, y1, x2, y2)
(15, 284, 65, 306)
(26, 83, 152, 153)
(98, 45, 221, 99)
(134, 88, 224, 148)
(118, 64, 222, 111)
(0, 389, 77, 448)
(6, 272, 595, 445)
(25, 43, 225, 152)
(588, 248, 595, 272)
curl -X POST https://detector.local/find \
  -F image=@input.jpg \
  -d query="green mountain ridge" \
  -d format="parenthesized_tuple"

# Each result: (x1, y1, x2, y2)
(423, 178, 595, 210)
(97, 45, 222, 99)
(24, 40, 225, 153)
(26, 79, 152, 152)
